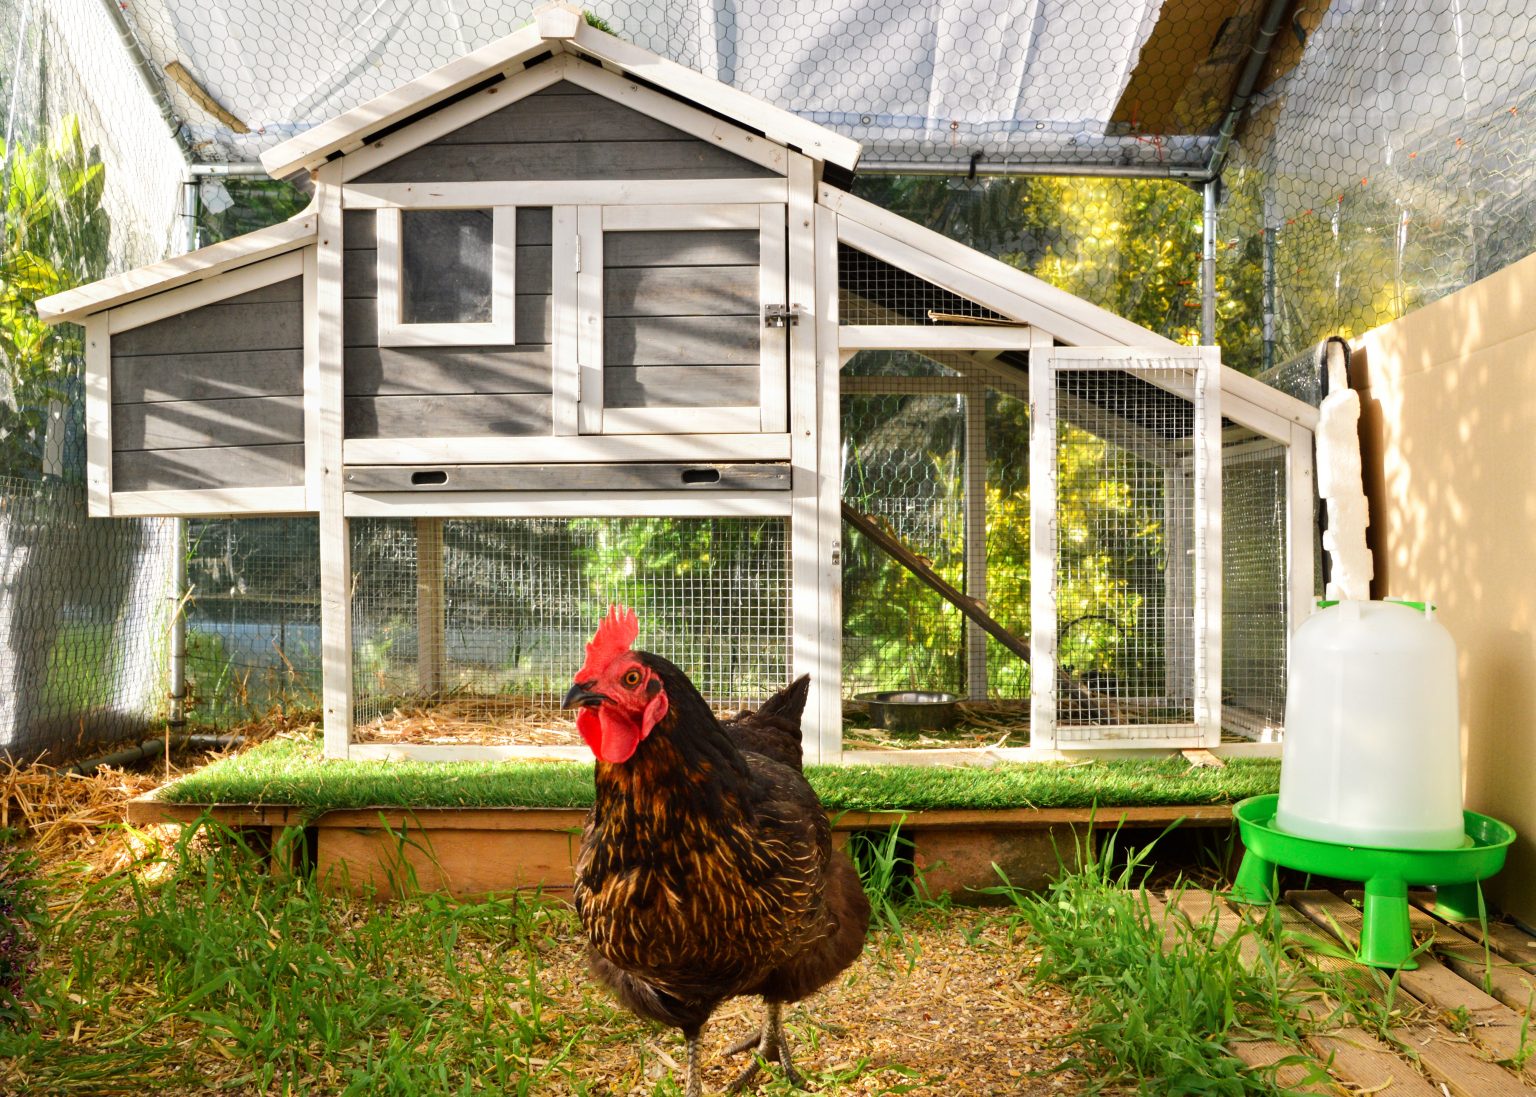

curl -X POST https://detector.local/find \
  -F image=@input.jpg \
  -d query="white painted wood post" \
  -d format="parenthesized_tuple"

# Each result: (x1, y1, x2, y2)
(317, 164, 353, 759)
(1287, 418, 1318, 671)
(786, 155, 830, 762)
(1028, 332, 1057, 749)
(811, 199, 843, 763)
(1195, 347, 1224, 747)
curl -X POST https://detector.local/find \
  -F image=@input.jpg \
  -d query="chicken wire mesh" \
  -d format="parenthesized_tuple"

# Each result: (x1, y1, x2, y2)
(1051, 362, 1199, 742)
(348, 517, 791, 739)
(1221, 430, 1290, 739)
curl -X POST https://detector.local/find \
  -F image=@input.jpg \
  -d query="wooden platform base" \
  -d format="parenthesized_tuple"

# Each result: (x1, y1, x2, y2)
(126, 798, 1235, 901)
(1153, 887, 1536, 1096)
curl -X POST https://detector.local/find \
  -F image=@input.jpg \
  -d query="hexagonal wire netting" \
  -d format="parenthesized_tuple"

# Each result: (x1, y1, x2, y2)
(0, 0, 1532, 754)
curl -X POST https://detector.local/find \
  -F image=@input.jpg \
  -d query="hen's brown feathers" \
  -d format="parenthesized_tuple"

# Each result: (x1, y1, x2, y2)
(573, 656, 868, 1039)
(721, 674, 810, 772)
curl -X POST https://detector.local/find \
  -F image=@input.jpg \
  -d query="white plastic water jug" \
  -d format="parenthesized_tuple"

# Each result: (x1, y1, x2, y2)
(1275, 599, 1465, 849)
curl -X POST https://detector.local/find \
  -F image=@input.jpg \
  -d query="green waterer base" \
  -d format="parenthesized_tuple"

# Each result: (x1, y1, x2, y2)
(1228, 795, 1515, 970)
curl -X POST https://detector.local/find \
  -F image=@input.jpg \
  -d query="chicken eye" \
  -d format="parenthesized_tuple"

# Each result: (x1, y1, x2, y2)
(622, 668, 643, 688)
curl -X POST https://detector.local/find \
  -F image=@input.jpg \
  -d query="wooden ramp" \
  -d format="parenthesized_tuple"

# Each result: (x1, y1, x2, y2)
(1147, 887, 1536, 1096)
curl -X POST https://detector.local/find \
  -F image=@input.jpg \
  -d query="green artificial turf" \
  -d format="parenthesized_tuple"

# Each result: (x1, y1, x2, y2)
(157, 734, 1279, 819)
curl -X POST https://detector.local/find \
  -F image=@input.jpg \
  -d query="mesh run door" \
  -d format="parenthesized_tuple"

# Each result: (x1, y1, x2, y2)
(1029, 347, 1221, 749)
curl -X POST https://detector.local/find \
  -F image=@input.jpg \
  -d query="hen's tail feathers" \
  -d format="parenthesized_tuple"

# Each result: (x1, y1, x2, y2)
(756, 673, 810, 728)
(724, 674, 810, 771)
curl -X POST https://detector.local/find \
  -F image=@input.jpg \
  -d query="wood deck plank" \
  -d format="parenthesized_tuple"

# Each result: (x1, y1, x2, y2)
(1388, 893, 1536, 1019)
(1415, 894, 1536, 975)
(1289, 890, 1536, 1096)
(1165, 891, 1446, 1096)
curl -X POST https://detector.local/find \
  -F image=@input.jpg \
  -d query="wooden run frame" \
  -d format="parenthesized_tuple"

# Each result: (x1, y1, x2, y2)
(1028, 346, 1224, 751)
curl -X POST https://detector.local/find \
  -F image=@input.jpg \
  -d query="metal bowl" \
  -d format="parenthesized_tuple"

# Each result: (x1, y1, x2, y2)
(855, 690, 960, 734)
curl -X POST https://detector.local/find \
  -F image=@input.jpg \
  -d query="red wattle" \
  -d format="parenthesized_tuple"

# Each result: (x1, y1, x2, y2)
(576, 706, 643, 764)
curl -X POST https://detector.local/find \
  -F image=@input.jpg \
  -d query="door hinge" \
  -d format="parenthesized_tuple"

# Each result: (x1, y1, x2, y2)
(764, 303, 799, 328)
(573, 235, 582, 274)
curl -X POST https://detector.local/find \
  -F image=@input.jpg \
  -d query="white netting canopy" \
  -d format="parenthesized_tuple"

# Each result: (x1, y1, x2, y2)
(42, 0, 1536, 183)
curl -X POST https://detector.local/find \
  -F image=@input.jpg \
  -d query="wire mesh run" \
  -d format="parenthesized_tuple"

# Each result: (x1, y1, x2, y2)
(349, 517, 791, 742)
(1221, 432, 1291, 741)
(184, 518, 321, 723)
(839, 244, 1012, 326)
(1052, 362, 1198, 742)
(0, 477, 175, 760)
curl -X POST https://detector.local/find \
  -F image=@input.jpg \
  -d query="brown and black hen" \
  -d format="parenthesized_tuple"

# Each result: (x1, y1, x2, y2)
(562, 607, 869, 1096)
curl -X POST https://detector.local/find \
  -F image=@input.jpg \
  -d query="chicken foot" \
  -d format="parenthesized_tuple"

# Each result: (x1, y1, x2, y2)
(724, 1001, 804, 1093)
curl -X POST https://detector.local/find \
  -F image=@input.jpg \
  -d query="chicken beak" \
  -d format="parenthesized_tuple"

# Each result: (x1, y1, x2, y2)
(562, 682, 608, 709)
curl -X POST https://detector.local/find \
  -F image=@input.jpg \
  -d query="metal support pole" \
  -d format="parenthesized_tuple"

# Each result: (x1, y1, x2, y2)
(1262, 191, 1277, 374)
(1201, 179, 1218, 346)
(168, 176, 198, 727)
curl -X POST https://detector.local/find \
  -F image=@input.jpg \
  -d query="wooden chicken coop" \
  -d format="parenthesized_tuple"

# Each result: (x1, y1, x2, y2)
(38, 7, 1319, 762)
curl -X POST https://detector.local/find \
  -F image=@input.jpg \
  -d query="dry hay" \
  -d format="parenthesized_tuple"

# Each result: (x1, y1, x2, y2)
(357, 695, 586, 747)
(0, 710, 303, 881)
(353, 694, 1038, 752)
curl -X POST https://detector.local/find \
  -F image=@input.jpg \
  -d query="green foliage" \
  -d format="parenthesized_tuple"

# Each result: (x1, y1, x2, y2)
(0, 117, 111, 477)
(989, 834, 1324, 1095)
(0, 830, 44, 1027)
(196, 177, 309, 244)
(0, 822, 592, 1093)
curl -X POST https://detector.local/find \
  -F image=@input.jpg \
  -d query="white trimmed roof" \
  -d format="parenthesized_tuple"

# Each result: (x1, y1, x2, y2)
(258, 6, 862, 181)
(36, 210, 316, 326)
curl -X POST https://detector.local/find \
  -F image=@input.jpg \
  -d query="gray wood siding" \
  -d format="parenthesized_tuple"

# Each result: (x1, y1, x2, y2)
(343, 208, 554, 438)
(605, 365, 760, 407)
(603, 227, 761, 410)
(109, 276, 305, 494)
(113, 395, 304, 451)
(344, 393, 552, 438)
(115, 445, 305, 492)
(356, 84, 777, 183)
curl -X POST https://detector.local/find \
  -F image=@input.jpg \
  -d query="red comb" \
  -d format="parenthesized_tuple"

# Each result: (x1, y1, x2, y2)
(577, 604, 639, 680)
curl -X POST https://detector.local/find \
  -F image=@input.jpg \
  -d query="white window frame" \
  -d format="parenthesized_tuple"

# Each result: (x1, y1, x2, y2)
(376, 205, 517, 347)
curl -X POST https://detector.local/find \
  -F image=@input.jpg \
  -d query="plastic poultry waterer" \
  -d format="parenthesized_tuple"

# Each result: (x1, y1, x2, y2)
(1231, 600, 1516, 969)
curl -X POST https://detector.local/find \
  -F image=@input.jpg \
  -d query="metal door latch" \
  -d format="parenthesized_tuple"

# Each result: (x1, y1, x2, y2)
(764, 303, 799, 327)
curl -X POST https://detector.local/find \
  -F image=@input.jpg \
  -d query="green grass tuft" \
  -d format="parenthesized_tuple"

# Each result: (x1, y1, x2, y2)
(157, 734, 1278, 818)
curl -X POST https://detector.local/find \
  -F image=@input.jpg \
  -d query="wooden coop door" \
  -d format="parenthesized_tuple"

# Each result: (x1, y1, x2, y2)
(564, 204, 789, 436)
(1029, 346, 1223, 750)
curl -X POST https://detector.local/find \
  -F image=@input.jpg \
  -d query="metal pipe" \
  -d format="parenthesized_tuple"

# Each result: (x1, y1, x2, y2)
(66, 734, 244, 776)
(1201, 179, 1218, 345)
(1205, 0, 1294, 182)
(186, 162, 274, 177)
(858, 159, 1208, 181)
(94, 0, 191, 161)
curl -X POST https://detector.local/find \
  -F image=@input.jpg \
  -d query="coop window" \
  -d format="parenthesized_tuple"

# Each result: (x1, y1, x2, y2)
(376, 206, 517, 346)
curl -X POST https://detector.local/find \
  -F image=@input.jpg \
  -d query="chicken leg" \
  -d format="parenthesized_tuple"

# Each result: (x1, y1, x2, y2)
(684, 1030, 703, 1097)
(725, 1001, 804, 1093)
